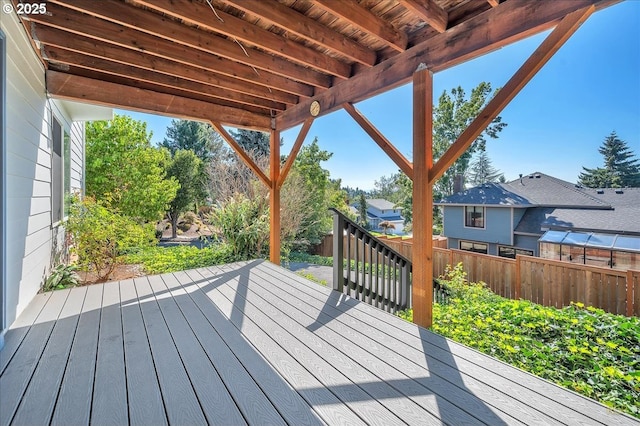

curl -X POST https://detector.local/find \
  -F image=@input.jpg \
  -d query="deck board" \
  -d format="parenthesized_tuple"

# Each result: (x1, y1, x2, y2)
(1, 260, 637, 426)
(120, 278, 167, 426)
(51, 284, 103, 426)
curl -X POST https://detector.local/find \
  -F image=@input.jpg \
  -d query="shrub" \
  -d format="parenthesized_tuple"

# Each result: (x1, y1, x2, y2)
(67, 197, 156, 281)
(209, 193, 269, 260)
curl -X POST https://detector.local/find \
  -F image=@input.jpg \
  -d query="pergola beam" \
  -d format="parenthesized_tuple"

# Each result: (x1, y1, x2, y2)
(210, 122, 272, 188)
(312, 0, 408, 52)
(342, 103, 413, 180)
(46, 71, 270, 130)
(223, 0, 376, 67)
(278, 119, 314, 189)
(134, 0, 350, 80)
(276, 0, 607, 130)
(399, 0, 448, 33)
(39, 1, 331, 89)
(429, 5, 596, 184)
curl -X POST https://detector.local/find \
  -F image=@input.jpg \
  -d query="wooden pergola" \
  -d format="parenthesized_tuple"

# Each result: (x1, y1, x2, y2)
(15, 0, 617, 327)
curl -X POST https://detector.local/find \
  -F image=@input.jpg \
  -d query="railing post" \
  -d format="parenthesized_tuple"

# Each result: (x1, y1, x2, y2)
(401, 261, 410, 309)
(332, 210, 344, 293)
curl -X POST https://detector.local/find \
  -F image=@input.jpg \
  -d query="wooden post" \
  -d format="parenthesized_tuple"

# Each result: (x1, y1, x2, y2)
(270, 129, 281, 264)
(412, 65, 434, 328)
(332, 210, 345, 293)
(627, 270, 634, 317)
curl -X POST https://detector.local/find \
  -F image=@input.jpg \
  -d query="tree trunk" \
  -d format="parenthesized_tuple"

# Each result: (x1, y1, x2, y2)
(171, 212, 178, 239)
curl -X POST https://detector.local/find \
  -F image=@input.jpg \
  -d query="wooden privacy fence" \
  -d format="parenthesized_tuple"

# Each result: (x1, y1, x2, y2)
(433, 248, 639, 316)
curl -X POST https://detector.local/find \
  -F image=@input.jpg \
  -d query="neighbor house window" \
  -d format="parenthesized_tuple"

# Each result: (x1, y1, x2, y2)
(459, 241, 488, 254)
(464, 206, 484, 228)
(498, 246, 534, 259)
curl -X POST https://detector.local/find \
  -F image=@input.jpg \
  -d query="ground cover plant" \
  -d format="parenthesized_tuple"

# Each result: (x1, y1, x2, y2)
(124, 244, 235, 274)
(398, 264, 640, 418)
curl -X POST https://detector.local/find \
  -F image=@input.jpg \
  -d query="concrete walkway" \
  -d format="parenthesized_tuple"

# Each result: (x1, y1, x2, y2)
(285, 262, 333, 287)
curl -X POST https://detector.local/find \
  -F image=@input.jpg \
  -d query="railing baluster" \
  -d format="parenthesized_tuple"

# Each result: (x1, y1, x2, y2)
(330, 208, 412, 314)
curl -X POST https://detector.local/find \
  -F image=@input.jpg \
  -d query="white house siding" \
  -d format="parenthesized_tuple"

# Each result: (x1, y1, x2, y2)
(2, 12, 84, 327)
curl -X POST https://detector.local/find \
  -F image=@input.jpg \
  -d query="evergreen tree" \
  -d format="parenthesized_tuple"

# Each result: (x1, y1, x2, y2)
(357, 192, 369, 228)
(433, 82, 507, 197)
(468, 151, 504, 185)
(161, 119, 224, 161)
(229, 129, 270, 159)
(578, 132, 640, 188)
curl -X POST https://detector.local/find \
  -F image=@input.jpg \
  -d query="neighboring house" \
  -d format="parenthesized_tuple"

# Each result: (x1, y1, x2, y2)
(435, 172, 640, 270)
(1, 16, 111, 346)
(351, 198, 405, 235)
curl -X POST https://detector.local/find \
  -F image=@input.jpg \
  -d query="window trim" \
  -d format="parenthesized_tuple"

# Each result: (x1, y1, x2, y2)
(51, 117, 63, 226)
(463, 205, 486, 229)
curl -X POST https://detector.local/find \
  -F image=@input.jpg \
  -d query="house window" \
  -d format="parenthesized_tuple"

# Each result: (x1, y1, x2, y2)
(464, 206, 484, 228)
(459, 241, 488, 254)
(51, 118, 72, 224)
(498, 246, 534, 259)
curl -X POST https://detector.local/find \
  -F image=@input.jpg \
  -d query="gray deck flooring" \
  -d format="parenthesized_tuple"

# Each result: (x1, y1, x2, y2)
(0, 260, 637, 425)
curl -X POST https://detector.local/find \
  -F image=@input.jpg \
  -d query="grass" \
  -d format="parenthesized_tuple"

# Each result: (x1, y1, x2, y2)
(123, 243, 235, 274)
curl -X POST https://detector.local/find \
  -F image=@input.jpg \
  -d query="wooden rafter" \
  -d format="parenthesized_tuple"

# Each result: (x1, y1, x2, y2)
(399, 0, 448, 33)
(278, 119, 314, 189)
(33, 25, 307, 101)
(210, 122, 272, 187)
(46, 71, 270, 129)
(43, 46, 287, 112)
(429, 5, 596, 184)
(39, 1, 330, 89)
(134, 0, 350, 80)
(222, 0, 376, 67)
(487, 0, 500, 7)
(276, 0, 607, 130)
(342, 103, 413, 180)
(312, 0, 408, 52)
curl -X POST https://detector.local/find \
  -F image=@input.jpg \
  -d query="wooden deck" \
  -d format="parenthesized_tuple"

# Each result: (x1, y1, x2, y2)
(0, 260, 636, 426)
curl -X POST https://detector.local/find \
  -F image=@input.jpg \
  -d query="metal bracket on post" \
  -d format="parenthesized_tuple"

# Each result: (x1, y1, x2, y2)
(332, 210, 345, 293)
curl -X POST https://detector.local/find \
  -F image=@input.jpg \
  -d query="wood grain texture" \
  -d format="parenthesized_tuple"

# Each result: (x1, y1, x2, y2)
(134, 276, 207, 426)
(51, 284, 103, 426)
(12, 287, 87, 425)
(91, 281, 128, 426)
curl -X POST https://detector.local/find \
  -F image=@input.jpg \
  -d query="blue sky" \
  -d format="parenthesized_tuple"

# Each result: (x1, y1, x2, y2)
(118, 1, 639, 191)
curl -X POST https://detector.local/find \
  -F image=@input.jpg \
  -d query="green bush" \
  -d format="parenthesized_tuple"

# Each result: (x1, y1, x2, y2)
(124, 244, 235, 274)
(287, 251, 333, 266)
(67, 197, 156, 281)
(398, 263, 640, 418)
(209, 193, 269, 260)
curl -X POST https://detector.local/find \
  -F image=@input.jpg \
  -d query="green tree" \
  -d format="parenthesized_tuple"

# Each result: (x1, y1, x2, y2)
(291, 138, 336, 246)
(86, 114, 179, 221)
(433, 82, 507, 197)
(357, 192, 369, 227)
(230, 129, 270, 159)
(468, 150, 504, 186)
(578, 132, 640, 188)
(371, 173, 401, 202)
(166, 150, 206, 238)
(161, 119, 225, 161)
